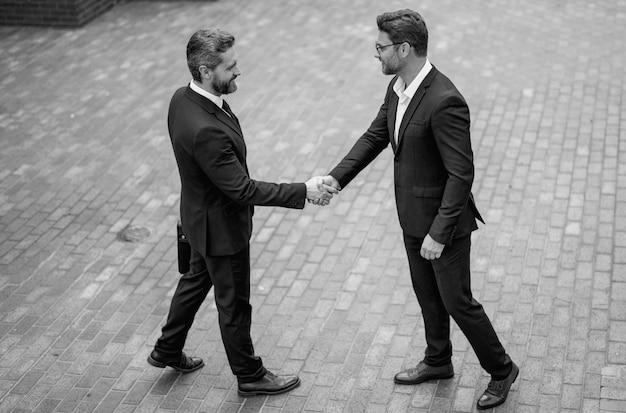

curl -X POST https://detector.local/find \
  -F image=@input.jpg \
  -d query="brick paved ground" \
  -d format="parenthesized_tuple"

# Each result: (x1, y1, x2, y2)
(0, 0, 625, 412)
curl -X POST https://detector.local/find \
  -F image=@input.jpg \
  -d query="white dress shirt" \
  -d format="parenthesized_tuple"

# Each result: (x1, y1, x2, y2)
(189, 80, 230, 115)
(393, 59, 432, 142)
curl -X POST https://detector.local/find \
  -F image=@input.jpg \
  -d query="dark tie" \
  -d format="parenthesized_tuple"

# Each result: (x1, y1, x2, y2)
(222, 100, 238, 123)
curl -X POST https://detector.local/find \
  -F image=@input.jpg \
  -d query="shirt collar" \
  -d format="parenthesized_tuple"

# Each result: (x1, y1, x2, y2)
(393, 58, 432, 101)
(189, 80, 223, 108)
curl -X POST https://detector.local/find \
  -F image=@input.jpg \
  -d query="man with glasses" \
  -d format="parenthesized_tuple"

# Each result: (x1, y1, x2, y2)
(148, 28, 336, 397)
(320, 9, 519, 410)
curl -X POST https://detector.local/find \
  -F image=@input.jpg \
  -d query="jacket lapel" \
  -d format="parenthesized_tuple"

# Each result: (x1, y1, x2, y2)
(184, 87, 244, 139)
(395, 67, 438, 150)
(387, 89, 399, 152)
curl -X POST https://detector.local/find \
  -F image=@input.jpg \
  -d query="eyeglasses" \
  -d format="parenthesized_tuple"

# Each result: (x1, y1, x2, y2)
(375, 42, 405, 53)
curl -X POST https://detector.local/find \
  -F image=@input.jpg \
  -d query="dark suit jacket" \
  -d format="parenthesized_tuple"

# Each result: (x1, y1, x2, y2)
(168, 86, 306, 256)
(329, 67, 484, 245)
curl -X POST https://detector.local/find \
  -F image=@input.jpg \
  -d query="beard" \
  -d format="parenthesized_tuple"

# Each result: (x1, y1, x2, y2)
(213, 77, 237, 95)
(382, 63, 396, 75)
(381, 54, 401, 75)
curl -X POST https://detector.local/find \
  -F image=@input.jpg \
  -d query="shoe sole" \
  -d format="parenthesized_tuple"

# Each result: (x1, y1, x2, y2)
(476, 364, 520, 410)
(237, 377, 301, 397)
(394, 373, 454, 385)
(147, 354, 204, 373)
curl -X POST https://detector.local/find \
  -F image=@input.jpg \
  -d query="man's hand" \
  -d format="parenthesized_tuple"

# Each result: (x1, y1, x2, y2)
(420, 234, 445, 260)
(305, 176, 339, 206)
(321, 175, 341, 191)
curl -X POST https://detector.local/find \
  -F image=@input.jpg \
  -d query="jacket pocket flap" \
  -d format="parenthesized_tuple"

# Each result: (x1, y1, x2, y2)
(412, 186, 444, 198)
(222, 202, 243, 216)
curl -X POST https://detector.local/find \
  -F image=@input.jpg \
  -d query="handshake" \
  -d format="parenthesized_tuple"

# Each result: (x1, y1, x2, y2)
(305, 175, 341, 206)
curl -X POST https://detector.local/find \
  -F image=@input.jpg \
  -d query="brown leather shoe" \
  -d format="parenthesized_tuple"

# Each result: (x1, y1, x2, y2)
(476, 362, 519, 410)
(394, 361, 454, 385)
(147, 350, 204, 373)
(237, 371, 301, 397)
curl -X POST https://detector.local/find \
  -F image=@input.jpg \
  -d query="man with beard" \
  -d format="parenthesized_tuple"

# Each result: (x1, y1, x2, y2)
(148, 28, 336, 396)
(319, 9, 519, 410)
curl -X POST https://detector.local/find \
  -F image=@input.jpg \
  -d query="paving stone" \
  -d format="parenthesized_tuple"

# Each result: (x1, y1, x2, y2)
(0, 0, 624, 411)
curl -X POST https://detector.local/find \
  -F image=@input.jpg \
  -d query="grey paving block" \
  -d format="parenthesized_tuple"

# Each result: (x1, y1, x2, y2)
(1, 0, 625, 411)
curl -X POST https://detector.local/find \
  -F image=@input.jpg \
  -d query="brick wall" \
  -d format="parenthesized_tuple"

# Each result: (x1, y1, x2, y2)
(0, 0, 119, 27)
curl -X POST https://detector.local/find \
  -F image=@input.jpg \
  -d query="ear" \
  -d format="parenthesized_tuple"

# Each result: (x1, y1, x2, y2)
(199, 65, 213, 80)
(400, 42, 411, 58)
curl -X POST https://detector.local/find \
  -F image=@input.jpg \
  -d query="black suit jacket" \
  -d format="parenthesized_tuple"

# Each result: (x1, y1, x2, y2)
(330, 67, 484, 245)
(168, 86, 306, 256)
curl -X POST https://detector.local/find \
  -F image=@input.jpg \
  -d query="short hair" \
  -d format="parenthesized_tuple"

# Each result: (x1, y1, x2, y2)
(376, 9, 428, 57)
(186, 28, 235, 81)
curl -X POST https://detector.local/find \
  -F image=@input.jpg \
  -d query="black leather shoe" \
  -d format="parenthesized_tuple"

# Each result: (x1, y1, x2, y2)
(394, 361, 454, 385)
(237, 371, 301, 397)
(476, 362, 519, 410)
(147, 350, 204, 373)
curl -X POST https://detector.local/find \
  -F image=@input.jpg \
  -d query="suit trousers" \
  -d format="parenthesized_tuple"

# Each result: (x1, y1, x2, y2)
(155, 245, 266, 383)
(403, 233, 512, 379)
